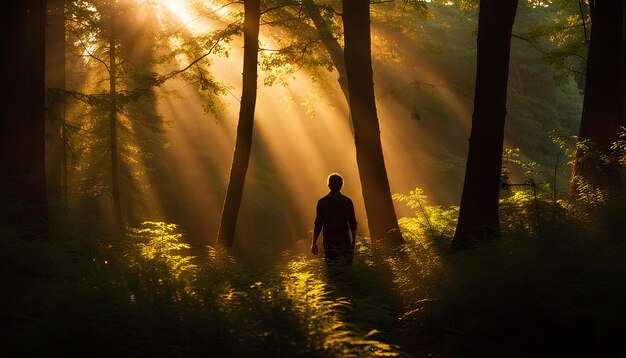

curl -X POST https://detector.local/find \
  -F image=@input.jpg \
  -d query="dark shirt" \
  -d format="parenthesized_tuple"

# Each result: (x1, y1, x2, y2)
(314, 190, 357, 238)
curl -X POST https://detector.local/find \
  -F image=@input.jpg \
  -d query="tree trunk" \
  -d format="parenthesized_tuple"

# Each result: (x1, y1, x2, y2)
(116, 1, 159, 225)
(0, 0, 48, 230)
(28, 0, 48, 218)
(217, 0, 261, 248)
(302, 0, 353, 134)
(45, 0, 67, 211)
(451, 0, 518, 250)
(571, 0, 624, 193)
(342, 0, 403, 247)
(109, 11, 123, 228)
(623, 0, 626, 125)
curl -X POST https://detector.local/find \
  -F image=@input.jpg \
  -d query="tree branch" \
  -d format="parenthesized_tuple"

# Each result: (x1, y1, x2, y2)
(74, 33, 110, 71)
(512, 33, 586, 62)
(156, 23, 238, 84)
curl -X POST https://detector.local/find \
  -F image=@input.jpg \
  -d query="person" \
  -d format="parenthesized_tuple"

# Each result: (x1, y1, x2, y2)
(311, 173, 357, 267)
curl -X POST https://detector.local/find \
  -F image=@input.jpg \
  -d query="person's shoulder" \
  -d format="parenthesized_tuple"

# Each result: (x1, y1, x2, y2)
(318, 193, 331, 203)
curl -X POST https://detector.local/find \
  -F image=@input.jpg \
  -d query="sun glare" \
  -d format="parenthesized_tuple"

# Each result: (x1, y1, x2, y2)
(162, 0, 195, 25)
(154, 0, 234, 35)
(205, 0, 232, 18)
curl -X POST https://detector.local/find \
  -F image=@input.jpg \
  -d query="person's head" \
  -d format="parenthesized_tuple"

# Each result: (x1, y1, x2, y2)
(327, 173, 344, 191)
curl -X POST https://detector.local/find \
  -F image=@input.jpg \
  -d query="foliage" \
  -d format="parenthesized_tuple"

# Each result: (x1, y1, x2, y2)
(127, 221, 196, 278)
(1, 216, 403, 356)
(62, 0, 237, 224)
(517, 0, 588, 86)
(391, 156, 626, 355)
(569, 128, 626, 215)
(393, 188, 458, 241)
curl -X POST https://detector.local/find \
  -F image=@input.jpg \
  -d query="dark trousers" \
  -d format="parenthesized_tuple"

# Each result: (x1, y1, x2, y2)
(323, 235, 354, 267)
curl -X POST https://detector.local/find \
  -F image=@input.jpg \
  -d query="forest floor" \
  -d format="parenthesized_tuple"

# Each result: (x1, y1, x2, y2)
(3, 213, 626, 357)
(286, 232, 626, 358)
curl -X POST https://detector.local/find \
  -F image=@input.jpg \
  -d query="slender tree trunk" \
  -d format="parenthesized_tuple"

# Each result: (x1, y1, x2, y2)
(571, 0, 624, 193)
(451, 0, 518, 250)
(301, 0, 348, 100)
(0, 0, 48, 230)
(116, 1, 159, 224)
(302, 0, 353, 134)
(342, 0, 402, 247)
(109, 11, 123, 228)
(45, 0, 67, 211)
(217, 0, 261, 248)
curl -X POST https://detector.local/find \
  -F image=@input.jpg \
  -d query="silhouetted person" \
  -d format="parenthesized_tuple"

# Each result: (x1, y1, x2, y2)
(311, 173, 357, 268)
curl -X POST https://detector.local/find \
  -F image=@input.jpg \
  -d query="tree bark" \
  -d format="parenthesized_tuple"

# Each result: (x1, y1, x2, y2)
(302, 0, 353, 134)
(217, 0, 261, 248)
(623, 0, 626, 125)
(302, 0, 346, 93)
(451, 0, 519, 250)
(570, 0, 624, 193)
(342, 0, 403, 247)
(0, 0, 48, 230)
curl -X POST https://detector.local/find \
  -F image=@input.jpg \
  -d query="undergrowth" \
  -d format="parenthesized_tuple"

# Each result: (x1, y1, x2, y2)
(0, 219, 403, 357)
(388, 140, 626, 357)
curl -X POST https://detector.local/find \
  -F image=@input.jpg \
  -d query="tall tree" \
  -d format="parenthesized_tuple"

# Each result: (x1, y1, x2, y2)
(46, 0, 68, 211)
(217, 0, 261, 248)
(115, 0, 161, 223)
(0, 0, 48, 229)
(65, 0, 230, 231)
(451, 0, 519, 249)
(342, 0, 403, 247)
(623, 0, 626, 125)
(570, 0, 624, 193)
(107, 4, 124, 228)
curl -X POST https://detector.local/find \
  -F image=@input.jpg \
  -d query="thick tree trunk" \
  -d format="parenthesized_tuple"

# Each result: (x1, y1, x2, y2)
(0, 1, 48, 230)
(451, 0, 518, 250)
(28, 0, 48, 219)
(109, 12, 123, 228)
(342, 0, 402, 247)
(217, 0, 261, 248)
(571, 0, 624, 193)
(45, 0, 67, 210)
(302, 0, 353, 134)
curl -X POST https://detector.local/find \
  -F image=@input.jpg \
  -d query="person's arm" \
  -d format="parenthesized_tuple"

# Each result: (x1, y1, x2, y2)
(348, 199, 357, 247)
(311, 230, 320, 255)
(311, 200, 323, 255)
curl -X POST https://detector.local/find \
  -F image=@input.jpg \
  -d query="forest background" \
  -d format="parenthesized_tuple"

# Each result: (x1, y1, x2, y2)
(2, 0, 625, 357)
